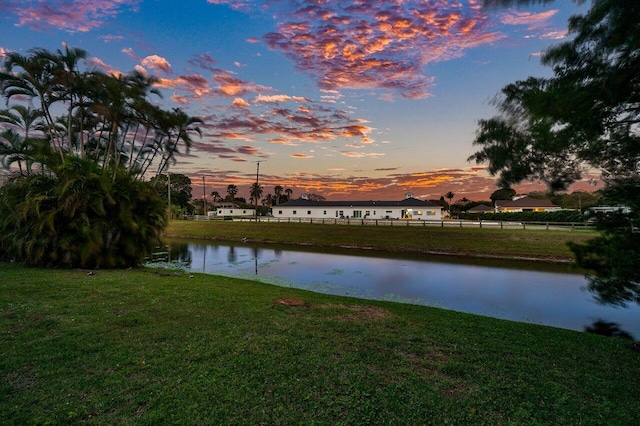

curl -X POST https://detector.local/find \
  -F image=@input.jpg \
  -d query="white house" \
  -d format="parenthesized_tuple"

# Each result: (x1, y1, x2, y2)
(208, 203, 256, 217)
(271, 195, 443, 220)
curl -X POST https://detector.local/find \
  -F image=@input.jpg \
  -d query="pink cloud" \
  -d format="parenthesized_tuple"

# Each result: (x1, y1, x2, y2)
(141, 55, 172, 75)
(291, 153, 314, 159)
(500, 10, 558, 27)
(262, 0, 505, 99)
(0, 0, 142, 33)
(85, 57, 122, 77)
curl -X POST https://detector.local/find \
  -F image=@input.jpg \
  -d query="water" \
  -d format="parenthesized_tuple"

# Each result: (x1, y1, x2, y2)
(149, 240, 640, 338)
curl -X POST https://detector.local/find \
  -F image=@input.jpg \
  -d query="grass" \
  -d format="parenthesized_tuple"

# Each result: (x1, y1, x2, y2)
(166, 220, 599, 262)
(1, 263, 638, 425)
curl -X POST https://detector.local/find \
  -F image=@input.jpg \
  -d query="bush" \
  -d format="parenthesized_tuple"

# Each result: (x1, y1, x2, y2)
(0, 157, 165, 268)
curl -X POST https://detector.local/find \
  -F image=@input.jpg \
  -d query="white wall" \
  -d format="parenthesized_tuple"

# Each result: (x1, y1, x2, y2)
(216, 207, 256, 217)
(272, 206, 441, 221)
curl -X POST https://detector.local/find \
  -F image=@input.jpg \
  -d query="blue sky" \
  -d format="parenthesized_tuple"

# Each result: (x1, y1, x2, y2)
(0, 0, 596, 201)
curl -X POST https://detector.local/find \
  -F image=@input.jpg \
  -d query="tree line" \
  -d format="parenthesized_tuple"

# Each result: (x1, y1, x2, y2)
(0, 46, 201, 267)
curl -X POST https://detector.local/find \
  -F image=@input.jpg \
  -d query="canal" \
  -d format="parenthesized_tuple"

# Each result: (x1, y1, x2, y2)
(150, 239, 640, 338)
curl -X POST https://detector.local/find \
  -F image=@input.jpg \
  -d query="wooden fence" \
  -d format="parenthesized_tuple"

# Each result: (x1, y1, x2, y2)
(192, 215, 595, 231)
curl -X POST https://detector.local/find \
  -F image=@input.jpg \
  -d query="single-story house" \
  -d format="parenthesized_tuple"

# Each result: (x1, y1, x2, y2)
(272, 195, 443, 220)
(466, 204, 494, 214)
(208, 203, 256, 217)
(496, 196, 561, 213)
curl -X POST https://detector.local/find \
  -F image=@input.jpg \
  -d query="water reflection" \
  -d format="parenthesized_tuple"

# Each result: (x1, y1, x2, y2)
(152, 239, 639, 338)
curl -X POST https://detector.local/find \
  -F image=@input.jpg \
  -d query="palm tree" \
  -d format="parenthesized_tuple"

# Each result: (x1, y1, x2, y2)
(0, 129, 29, 175)
(445, 191, 455, 211)
(274, 185, 283, 205)
(0, 49, 62, 155)
(250, 182, 263, 207)
(284, 188, 293, 201)
(226, 184, 239, 201)
(210, 191, 222, 203)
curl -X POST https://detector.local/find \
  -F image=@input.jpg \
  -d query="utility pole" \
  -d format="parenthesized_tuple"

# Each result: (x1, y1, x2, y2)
(167, 171, 171, 219)
(202, 176, 207, 217)
(254, 161, 265, 222)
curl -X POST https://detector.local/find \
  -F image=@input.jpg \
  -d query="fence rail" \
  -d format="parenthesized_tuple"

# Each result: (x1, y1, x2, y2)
(191, 215, 595, 231)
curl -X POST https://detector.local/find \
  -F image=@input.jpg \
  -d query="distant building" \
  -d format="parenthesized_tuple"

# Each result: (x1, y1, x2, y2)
(466, 204, 494, 214)
(272, 194, 443, 220)
(496, 196, 561, 213)
(209, 203, 255, 217)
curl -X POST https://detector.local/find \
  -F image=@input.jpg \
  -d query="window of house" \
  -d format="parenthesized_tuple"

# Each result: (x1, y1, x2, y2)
(307, 210, 311, 215)
(427, 210, 436, 216)
(353, 211, 362, 218)
(293, 210, 297, 215)
(386, 210, 392, 213)
(365, 211, 370, 216)
(278, 210, 282, 215)
(323, 210, 327, 215)
(339, 210, 344, 217)
(230, 210, 233, 214)
(417, 210, 422, 215)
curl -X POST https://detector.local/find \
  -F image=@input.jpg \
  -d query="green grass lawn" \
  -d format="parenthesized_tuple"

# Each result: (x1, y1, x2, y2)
(166, 220, 598, 262)
(1, 263, 638, 425)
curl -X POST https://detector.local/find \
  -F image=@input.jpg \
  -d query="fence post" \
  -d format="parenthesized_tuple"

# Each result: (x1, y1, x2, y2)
(441, 221, 444, 228)
(523, 222, 526, 230)
(546, 222, 549, 230)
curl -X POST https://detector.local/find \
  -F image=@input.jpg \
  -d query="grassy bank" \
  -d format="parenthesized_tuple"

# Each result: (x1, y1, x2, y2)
(0, 263, 638, 424)
(166, 220, 598, 262)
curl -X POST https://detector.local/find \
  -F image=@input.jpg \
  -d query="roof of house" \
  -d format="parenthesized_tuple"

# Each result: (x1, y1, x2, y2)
(277, 197, 441, 208)
(497, 196, 559, 208)
(467, 204, 493, 212)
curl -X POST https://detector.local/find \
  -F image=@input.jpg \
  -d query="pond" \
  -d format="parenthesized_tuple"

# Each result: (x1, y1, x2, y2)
(150, 239, 640, 339)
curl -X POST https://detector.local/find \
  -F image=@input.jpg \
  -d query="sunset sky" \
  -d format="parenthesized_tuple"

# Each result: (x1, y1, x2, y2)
(0, 0, 598, 202)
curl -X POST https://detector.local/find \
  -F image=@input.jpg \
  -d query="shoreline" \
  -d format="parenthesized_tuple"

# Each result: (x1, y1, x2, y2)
(164, 232, 575, 264)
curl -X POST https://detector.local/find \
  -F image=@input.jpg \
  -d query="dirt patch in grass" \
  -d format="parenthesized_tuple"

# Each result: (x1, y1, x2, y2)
(317, 304, 392, 322)
(273, 298, 309, 307)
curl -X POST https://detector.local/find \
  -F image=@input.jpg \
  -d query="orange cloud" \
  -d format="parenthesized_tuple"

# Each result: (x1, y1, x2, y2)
(263, 0, 505, 99)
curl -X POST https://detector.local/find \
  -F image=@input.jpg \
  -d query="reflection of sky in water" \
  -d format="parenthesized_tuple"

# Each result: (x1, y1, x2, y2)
(160, 242, 640, 338)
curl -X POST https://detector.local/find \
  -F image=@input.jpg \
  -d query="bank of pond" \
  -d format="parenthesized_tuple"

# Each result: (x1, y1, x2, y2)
(149, 239, 640, 340)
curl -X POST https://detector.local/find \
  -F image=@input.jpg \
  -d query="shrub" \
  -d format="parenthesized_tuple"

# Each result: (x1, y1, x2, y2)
(0, 156, 165, 268)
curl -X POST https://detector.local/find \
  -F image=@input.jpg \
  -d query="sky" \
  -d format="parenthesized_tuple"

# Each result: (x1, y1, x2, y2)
(0, 0, 598, 203)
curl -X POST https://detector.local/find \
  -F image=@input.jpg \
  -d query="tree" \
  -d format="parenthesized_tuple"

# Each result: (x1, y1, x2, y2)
(210, 191, 222, 203)
(284, 188, 293, 201)
(274, 185, 283, 205)
(470, 0, 640, 304)
(490, 187, 516, 206)
(0, 46, 201, 268)
(306, 193, 325, 202)
(249, 182, 263, 206)
(150, 173, 193, 212)
(226, 184, 239, 201)
(444, 191, 455, 211)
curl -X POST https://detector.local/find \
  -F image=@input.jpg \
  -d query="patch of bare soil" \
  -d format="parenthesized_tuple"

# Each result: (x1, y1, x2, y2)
(317, 303, 392, 322)
(272, 298, 309, 307)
